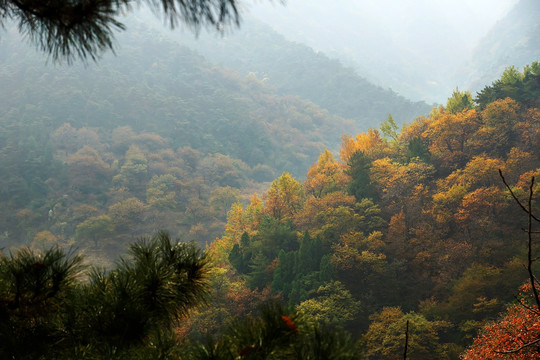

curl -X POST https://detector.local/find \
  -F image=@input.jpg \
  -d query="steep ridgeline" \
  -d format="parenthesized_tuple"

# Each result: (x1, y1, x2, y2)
(0, 24, 358, 256)
(462, 0, 540, 93)
(166, 16, 431, 128)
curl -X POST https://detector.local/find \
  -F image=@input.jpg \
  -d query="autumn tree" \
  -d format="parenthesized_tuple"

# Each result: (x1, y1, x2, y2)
(422, 108, 480, 170)
(264, 172, 304, 221)
(31, 230, 58, 250)
(340, 129, 384, 162)
(51, 123, 79, 156)
(464, 172, 540, 358)
(75, 214, 115, 247)
(209, 186, 241, 218)
(108, 197, 145, 234)
(363, 307, 449, 360)
(463, 285, 540, 360)
(67, 145, 111, 194)
(186, 302, 363, 360)
(304, 149, 348, 198)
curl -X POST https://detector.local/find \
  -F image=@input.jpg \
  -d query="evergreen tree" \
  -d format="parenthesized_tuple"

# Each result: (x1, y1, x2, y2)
(186, 301, 363, 360)
(228, 232, 252, 274)
(0, 231, 208, 359)
(445, 88, 473, 114)
(346, 151, 376, 201)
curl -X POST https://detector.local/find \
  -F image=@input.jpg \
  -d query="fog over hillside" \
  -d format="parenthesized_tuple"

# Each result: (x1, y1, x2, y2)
(247, 0, 519, 103)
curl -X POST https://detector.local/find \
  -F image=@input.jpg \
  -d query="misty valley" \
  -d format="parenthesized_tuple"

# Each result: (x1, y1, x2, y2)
(0, 0, 540, 359)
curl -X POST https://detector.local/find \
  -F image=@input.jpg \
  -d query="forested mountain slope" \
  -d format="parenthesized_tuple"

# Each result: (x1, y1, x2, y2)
(0, 24, 364, 258)
(0, 25, 352, 175)
(169, 17, 431, 127)
(191, 63, 540, 359)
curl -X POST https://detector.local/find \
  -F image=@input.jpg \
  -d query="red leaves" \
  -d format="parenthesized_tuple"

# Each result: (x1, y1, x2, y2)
(281, 315, 298, 334)
(463, 286, 540, 359)
(238, 345, 256, 357)
(32, 262, 45, 270)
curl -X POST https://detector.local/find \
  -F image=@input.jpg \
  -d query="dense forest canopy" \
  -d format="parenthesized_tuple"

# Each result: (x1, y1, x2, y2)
(196, 63, 540, 359)
(168, 16, 431, 127)
(0, 18, 433, 264)
(1, 58, 539, 358)
(1, 1, 540, 357)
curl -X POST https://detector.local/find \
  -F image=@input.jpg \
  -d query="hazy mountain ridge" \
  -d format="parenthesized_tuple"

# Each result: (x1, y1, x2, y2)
(167, 17, 431, 128)
(245, 0, 520, 103)
(0, 22, 360, 251)
(0, 24, 357, 178)
(462, 0, 540, 94)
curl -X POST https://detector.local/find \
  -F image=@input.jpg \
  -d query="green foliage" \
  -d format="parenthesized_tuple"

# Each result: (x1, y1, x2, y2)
(188, 19, 431, 129)
(0, 246, 84, 359)
(270, 232, 331, 304)
(363, 307, 449, 360)
(255, 217, 299, 259)
(186, 301, 363, 360)
(113, 145, 149, 192)
(380, 114, 399, 141)
(75, 214, 114, 247)
(0, 28, 372, 251)
(297, 281, 360, 328)
(406, 137, 431, 162)
(228, 232, 252, 274)
(0, 231, 208, 359)
(271, 249, 297, 298)
(146, 174, 179, 210)
(247, 251, 273, 290)
(446, 88, 474, 115)
(346, 151, 376, 201)
(476, 62, 540, 108)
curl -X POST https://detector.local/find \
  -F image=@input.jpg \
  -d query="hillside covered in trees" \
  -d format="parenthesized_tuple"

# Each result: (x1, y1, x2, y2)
(188, 63, 540, 359)
(169, 16, 431, 126)
(0, 16, 435, 264)
(1, 2, 540, 355)
(462, 0, 540, 93)
(2, 60, 538, 359)
(0, 26, 351, 261)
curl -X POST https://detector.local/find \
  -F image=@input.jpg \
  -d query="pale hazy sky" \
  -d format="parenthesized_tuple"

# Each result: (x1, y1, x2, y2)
(247, 0, 518, 51)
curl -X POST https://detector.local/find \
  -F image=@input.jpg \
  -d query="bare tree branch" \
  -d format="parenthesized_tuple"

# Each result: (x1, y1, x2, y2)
(495, 337, 540, 354)
(499, 170, 540, 223)
(526, 176, 540, 312)
(403, 320, 409, 360)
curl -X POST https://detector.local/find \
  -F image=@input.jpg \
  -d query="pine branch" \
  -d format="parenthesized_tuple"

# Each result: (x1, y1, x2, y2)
(3, 0, 249, 62)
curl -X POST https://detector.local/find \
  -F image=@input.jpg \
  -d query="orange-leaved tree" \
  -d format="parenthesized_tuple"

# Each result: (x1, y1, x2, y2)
(463, 172, 540, 359)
